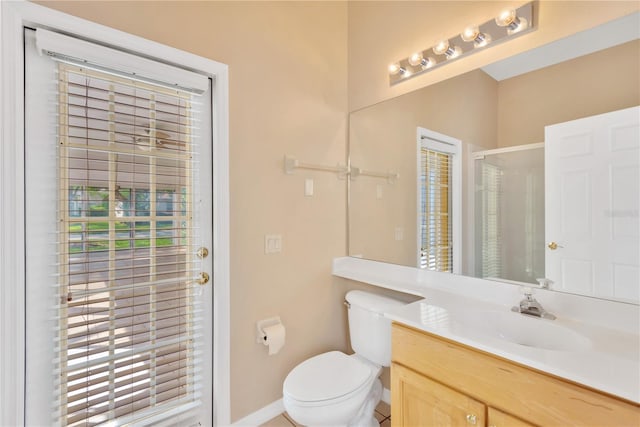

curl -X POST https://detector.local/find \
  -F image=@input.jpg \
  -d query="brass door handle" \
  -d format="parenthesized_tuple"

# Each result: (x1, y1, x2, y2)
(547, 241, 563, 250)
(196, 247, 209, 259)
(196, 272, 210, 285)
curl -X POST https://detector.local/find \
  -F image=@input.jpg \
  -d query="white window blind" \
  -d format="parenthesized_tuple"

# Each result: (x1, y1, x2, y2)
(54, 60, 205, 426)
(477, 162, 503, 279)
(419, 147, 452, 272)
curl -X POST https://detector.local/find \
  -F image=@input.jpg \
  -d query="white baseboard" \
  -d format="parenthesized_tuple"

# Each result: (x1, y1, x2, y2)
(230, 388, 391, 427)
(231, 398, 284, 427)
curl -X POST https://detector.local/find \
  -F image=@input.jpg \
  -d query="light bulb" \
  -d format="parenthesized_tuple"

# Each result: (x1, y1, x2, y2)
(495, 9, 516, 27)
(495, 9, 528, 35)
(509, 17, 528, 34)
(421, 56, 436, 68)
(388, 62, 402, 75)
(476, 34, 491, 47)
(433, 40, 461, 59)
(389, 62, 410, 77)
(461, 25, 480, 42)
(447, 46, 462, 59)
(408, 52, 436, 69)
(432, 40, 450, 56)
(408, 52, 423, 67)
(462, 25, 492, 47)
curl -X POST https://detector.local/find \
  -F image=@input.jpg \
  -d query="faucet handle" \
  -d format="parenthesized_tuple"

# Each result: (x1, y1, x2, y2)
(521, 286, 535, 299)
(536, 278, 553, 289)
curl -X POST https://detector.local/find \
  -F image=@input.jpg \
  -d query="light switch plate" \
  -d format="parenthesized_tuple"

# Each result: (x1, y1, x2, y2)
(305, 178, 314, 196)
(395, 227, 404, 241)
(265, 234, 282, 254)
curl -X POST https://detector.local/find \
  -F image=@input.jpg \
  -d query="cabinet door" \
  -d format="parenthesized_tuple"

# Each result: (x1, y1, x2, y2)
(392, 363, 485, 427)
(488, 407, 536, 427)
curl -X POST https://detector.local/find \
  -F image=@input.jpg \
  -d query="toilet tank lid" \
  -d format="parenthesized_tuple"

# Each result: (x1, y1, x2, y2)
(345, 290, 406, 313)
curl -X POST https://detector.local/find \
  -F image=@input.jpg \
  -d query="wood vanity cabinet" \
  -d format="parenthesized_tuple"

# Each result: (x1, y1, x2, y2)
(391, 323, 640, 427)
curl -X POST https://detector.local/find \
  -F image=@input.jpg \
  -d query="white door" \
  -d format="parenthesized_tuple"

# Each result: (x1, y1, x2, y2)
(545, 106, 639, 301)
(24, 29, 213, 426)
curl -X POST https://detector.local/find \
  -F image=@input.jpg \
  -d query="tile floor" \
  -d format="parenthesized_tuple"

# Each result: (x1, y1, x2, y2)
(260, 401, 391, 427)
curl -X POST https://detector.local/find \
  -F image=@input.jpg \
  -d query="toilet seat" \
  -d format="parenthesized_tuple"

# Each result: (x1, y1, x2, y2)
(283, 351, 375, 405)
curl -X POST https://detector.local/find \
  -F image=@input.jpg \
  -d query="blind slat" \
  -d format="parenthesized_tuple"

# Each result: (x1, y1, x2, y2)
(67, 365, 191, 405)
(66, 284, 196, 308)
(65, 343, 189, 382)
(63, 275, 200, 299)
(77, 395, 202, 427)
(66, 357, 191, 396)
(65, 378, 195, 425)
(64, 306, 203, 333)
(58, 333, 203, 372)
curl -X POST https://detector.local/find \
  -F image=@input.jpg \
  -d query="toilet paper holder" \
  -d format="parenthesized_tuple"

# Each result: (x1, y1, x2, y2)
(256, 316, 282, 343)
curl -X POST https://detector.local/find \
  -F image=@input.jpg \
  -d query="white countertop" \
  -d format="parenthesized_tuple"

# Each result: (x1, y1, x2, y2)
(333, 257, 640, 403)
(384, 292, 639, 403)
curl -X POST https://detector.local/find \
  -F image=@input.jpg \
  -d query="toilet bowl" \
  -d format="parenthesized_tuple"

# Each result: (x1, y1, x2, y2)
(283, 351, 381, 427)
(282, 291, 406, 427)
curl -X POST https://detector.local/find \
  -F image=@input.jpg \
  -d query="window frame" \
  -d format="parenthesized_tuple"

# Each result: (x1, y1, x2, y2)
(416, 127, 462, 274)
(0, 2, 230, 426)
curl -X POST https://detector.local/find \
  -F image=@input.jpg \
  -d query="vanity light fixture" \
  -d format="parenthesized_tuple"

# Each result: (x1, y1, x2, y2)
(388, 1, 535, 85)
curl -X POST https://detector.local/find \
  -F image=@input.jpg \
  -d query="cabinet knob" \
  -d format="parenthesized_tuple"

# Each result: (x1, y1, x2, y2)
(466, 414, 477, 425)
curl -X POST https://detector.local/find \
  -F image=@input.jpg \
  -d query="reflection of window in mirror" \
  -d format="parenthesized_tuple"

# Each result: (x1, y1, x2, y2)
(478, 162, 502, 279)
(417, 128, 461, 273)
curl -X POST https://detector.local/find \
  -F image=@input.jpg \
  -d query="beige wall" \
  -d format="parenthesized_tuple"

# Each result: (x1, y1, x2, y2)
(498, 40, 640, 147)
(34, 1, 350, 421)
(348, 1, 639, 111)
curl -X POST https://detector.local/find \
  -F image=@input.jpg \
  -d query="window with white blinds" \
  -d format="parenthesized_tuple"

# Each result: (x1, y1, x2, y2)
(419, 147, 453, 272)
(417, 130, 460, 273)
(55, 62, 205, 426)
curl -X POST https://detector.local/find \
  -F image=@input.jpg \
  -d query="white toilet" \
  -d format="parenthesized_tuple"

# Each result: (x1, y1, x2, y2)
(282, 290, 405, 427)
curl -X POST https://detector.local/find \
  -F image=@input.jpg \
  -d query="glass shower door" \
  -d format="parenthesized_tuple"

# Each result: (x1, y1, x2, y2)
(474, 145, 545, 285)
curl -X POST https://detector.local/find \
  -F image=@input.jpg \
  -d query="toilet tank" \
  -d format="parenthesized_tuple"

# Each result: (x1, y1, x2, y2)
(345, 290, 406, 367)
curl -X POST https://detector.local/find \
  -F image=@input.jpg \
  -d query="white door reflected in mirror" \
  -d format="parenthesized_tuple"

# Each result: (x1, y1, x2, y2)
(545, 106, 640, 303)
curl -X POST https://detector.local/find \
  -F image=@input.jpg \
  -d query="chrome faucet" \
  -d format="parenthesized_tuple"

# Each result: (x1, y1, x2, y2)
(512, 291, 556, 320)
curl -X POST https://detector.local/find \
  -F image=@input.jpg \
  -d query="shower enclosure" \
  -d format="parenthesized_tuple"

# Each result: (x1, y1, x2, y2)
(474, 143, 544, 285)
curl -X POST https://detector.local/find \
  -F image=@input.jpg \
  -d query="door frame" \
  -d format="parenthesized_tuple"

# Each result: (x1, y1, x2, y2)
(0, 2, 230, 425)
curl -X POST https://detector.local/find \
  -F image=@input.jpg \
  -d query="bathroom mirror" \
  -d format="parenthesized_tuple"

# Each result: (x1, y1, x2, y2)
(348, 14, 640, 303)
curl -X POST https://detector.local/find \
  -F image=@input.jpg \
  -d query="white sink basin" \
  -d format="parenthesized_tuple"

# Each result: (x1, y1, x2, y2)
(451, 310, 592, 352)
